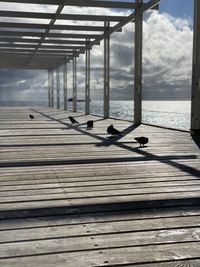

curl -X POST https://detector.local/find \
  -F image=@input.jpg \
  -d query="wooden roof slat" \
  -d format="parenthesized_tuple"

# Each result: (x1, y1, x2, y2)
(0, 57, 67, 68)
(0, 10, 127, 22)
(0, 37, 95, 45)
(0, 0, 137, 9)
(0, 30, 101, 39)
(0, 43, 86, 49)
(0, 48, 82, 53)
(0, 37, 40, 43)
(0, 52, 68, 58)
(0, 0, 162, 69)
(0, 22, 121, 32)
(91, 0, 161, 46)
(31, 3, 68, 58)
(62, 0, 162, 60)
(142, 0, 161, 11)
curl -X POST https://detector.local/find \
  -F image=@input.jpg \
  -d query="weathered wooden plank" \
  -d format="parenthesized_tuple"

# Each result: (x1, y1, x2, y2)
(0, 242, 200, 266)
(1, 215, 200, 243)
(1, 205, 200, 232)
(1, 184, 200, 204)
(1, 180, 200, 198)
(0, 227, 200, 259)
(1, 191, 200, 220)
(0, 175, 198, 191)
(0, 107, 199, 266)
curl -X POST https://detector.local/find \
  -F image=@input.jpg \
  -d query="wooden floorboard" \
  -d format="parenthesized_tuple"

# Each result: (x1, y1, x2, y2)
(0, 107, 200, 266)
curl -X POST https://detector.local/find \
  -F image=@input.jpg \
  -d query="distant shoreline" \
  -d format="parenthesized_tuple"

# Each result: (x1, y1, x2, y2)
(0, 99, 191, 106)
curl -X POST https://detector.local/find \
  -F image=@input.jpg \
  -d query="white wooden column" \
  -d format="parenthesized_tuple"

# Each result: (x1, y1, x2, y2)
(191, 0, 200, 133)
(48, 69, 51, 107)
(73, 55, 77, 112)
(63, 63, 67, 110)
(104, 21, 110, 119)
(51, 69, 54, 108)
(134, 0, 143, 125)
(85, 40, 90, 115)
(56, 67, 60, 109)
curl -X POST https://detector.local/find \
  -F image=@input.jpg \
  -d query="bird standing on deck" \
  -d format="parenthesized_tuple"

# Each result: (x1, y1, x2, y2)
(29, 114, 34, 120)
(68, 116, 79, 124)
(87, 120, 94, 129)
(107, 124, 121, 136)
(135, 136, 149, 147)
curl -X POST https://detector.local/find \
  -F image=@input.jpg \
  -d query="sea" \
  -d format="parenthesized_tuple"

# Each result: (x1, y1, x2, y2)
(0, 100, 191, 131)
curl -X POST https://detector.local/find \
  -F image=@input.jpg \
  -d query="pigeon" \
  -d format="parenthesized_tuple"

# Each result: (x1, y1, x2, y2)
(87, 120, 94, 129)
(29, 114, 34, 120)
(68, 116, 79, 124)
(135, 136, 149, 147)
(107, 124, 121, 136)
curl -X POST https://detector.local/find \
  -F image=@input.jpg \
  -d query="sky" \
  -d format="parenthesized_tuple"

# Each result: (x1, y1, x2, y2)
(159, 0, 194, 18)
(0, 0, 195, 103)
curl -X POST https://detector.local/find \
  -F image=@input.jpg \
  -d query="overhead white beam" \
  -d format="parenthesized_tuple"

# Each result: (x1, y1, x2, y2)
(0, 38, 94, 44)
(0, 30, 102, 39)
(0, 10, 127, 22)
(0, 47, 84, 53)
(0, 37, 100, 45)
(58, 0, 162, 67)
(0, 43, 86, 49)
(0, 22, 122, 32)
(0, 0, 137, 9)
(0, 54, 65, 68)
(0, 52, 68, 58)
(90, 0, 162, 47)
(0, 0, 162, 70)
(142, 0, 163, 11)
(0, 37, 40, 44)
(33, 3, 68, 58)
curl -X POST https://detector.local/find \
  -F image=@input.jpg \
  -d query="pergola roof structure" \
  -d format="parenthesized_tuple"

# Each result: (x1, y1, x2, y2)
(0, 0, 160, 69)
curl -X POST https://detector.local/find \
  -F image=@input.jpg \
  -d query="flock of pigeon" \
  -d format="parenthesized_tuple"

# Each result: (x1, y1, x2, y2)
(29, 114, 149, 147)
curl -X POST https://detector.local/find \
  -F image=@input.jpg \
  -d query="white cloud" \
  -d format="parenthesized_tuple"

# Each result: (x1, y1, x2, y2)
(142, 11, 193, 88)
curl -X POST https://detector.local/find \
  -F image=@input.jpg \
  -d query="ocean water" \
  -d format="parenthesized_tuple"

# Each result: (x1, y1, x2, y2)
(0, 101, 47, 107)
(0, 100, 191, 131)
(76, 100, 191, 131)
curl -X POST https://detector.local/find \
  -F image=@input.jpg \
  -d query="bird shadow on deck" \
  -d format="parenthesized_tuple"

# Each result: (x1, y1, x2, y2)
(96, 123, 139, 145)
(31, 109, 200, 179)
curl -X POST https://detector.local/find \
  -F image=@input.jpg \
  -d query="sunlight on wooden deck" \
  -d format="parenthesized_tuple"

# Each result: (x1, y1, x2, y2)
(0, 107, 200, 266)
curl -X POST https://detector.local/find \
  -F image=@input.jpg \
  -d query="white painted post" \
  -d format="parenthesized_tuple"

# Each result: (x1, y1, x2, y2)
(134, 0, 143, 125)
(63, 63, 67, 110)
(56, 67, 60, 109)
(85, 40, 90, 114)
(73, 56, 77, 112)
(48, 69, 51, 107)
(191, 0, 200, 133)
(104, 21, 110, 119)
(51, 69, 54, 108)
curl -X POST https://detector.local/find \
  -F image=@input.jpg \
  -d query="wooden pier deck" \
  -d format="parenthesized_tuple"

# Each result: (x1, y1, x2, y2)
(0, 107, 200, 267)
